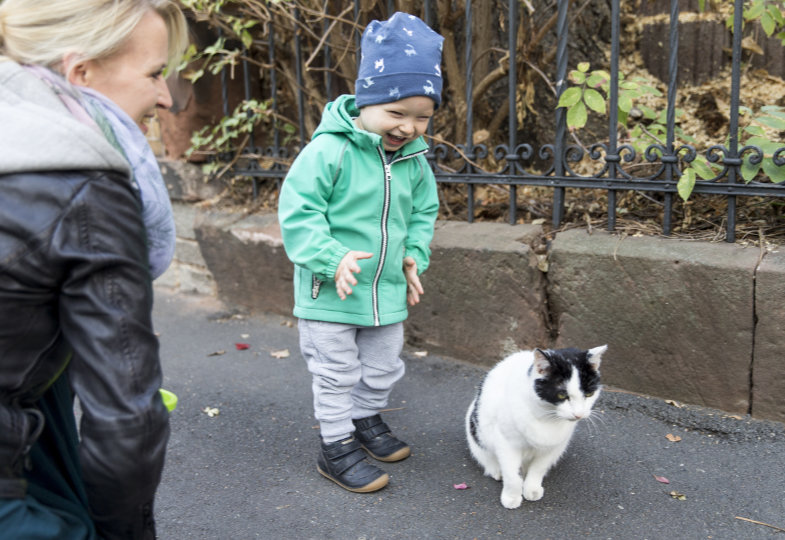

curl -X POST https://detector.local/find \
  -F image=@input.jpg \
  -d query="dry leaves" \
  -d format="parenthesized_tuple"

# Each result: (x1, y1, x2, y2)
(207, 350, 226, 357)
(665, 433, 682, 442)
(202, 406, 220, 417)
(270, 349, 290, 359)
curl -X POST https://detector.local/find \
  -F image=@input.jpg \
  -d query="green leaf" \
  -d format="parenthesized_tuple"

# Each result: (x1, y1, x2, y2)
(584, 88, 606, 114)
(769, 4, 785, 25)
(691, 157, 716, 179)
(744, 125, 766, 136)
(241, 29, 253, 50)
(618, 92, 633, 113)
(558, 87, 583, 108)
(678, 168, 696, 201)
(756, 116, 785, 130)
(741, 158, 761, 182)
(586, 72, 608, 89)
(567, 101, 588, 129)
(577, 62, 590, 73)
(761, 12, 776, 35)
(568, 70, 586, 85)
(639, 105, 657, 119)
(762, 157, 785, 183)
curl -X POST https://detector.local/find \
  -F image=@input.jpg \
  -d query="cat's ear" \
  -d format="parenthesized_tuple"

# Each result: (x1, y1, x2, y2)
(533, 349, 552, 376)
(587, 345, 607, 370)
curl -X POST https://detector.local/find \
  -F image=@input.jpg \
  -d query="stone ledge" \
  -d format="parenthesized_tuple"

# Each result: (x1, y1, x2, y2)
(183, 206, 784, 423)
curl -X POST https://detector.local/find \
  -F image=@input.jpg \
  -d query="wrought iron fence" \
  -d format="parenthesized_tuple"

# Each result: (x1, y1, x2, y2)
(219, 0, 785, 243)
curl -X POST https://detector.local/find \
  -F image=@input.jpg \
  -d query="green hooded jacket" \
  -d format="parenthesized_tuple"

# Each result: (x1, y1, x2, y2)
(278, 94, 439, 326)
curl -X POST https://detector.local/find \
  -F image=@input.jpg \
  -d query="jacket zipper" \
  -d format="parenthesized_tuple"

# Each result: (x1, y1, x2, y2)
(372, 147, 391, 326)
(370, 147, 428, 326)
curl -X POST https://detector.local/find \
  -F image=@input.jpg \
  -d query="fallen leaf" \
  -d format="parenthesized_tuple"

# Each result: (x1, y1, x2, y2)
(202, 407, 220, 417)
(235, 343, 250, 350)
(413, 351, 428, 358)
(270, 349, 290, 359)
(665, 399, 684, 408)
(665, 433, 682, 442)
(207, 350, 226, 357)
(453, 482, 469, 490)
(241, 333, 250, 339)
(653, 475, 670, 484)
(669, 490, 686, 500)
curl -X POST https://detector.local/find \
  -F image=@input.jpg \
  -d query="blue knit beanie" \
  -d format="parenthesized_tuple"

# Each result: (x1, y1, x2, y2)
(355, 12, 444, 109)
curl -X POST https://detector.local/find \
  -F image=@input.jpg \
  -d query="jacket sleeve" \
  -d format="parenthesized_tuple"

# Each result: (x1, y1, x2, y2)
(277, 137, 350, 280)
(53, 171, 169, 540)
(404, 154, 439, 274)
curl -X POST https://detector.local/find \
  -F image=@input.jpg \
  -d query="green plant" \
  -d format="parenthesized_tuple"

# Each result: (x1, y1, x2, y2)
(186, 98, 295, 176)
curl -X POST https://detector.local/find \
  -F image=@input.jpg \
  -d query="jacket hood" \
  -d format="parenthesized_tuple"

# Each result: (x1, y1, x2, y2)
(312, 94, 426, 155)
(0, 60, 130, 177)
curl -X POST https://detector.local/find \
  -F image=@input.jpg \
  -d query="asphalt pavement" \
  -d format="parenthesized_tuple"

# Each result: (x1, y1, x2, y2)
(152, 285, 785, 540)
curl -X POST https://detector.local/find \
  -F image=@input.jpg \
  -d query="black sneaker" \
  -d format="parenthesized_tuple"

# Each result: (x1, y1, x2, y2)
(352, 415, 411, 462)
(317, 436, 389, 493)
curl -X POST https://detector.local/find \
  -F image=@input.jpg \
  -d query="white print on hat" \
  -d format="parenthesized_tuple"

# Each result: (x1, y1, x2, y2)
(389, 87, 400, 99)
(405, 44, 417, 56)
(435, 64, 441, 76)
(402, 26, 414, 36)
(423, 80, 435, 95)
(375, 58, 385, 72)
(362, 77, 375, 88)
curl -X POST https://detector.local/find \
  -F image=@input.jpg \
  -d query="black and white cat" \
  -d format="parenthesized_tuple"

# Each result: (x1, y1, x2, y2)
(465, 345, 607, 509)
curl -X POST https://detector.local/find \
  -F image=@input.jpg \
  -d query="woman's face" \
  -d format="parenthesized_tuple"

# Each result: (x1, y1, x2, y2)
(68, 10, 172, 133)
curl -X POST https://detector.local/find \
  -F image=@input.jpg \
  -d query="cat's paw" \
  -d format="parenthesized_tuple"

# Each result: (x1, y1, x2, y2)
(484, 467, 501, 481)
(500, 490, 523, 509)
(523, 484, 544, 501)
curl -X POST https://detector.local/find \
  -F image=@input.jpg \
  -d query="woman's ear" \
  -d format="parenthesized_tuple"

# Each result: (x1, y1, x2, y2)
(62, 53, 90, 86)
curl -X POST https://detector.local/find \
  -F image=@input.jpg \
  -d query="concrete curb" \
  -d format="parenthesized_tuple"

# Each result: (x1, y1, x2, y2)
(159, 160, 784, 423)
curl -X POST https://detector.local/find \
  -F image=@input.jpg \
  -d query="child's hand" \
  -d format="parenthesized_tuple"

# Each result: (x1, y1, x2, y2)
(335, 251, 373, 300)
(403, 256, 424, 306)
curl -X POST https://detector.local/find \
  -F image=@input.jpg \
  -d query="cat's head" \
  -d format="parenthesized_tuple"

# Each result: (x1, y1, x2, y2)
(531, 345, 607, 421)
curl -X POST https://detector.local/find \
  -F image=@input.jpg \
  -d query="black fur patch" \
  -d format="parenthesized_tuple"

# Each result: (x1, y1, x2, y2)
(468, 377, 485, 447)
(534, 348, 600, 405)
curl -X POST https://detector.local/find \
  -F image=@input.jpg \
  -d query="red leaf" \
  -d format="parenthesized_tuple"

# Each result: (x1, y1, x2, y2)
(235, 343, 250, 350)
(453, 482, 469, 490)
(653, 475, 670, 484)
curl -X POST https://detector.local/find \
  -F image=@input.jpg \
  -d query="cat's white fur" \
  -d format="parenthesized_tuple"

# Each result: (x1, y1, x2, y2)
(465, 345, 607, 509)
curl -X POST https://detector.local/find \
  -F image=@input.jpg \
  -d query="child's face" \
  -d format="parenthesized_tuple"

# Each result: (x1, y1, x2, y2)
(356, 96, 435, 152)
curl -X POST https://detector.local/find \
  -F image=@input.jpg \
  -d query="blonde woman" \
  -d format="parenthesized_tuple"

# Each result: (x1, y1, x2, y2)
(0, 1, 187, 538)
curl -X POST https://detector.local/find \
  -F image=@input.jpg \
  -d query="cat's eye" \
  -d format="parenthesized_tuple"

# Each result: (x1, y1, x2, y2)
(556, 392, 568, 400)
(585, 391, 595, 397)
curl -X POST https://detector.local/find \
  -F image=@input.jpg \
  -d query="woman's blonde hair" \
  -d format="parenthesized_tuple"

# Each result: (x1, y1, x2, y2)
(0, 0, 188, 73)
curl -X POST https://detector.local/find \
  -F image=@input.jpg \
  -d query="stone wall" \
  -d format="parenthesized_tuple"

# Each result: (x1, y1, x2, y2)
(159, 160, 785, 422)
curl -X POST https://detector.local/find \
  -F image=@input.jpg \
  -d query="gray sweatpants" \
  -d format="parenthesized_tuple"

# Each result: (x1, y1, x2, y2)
(298, 319, 405, 443)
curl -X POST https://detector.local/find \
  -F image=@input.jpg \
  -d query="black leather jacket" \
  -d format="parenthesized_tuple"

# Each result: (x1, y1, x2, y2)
(0, 167, 170, 539)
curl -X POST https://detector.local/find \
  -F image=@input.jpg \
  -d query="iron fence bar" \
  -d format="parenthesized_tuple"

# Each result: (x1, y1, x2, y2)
(606, 0, 621, 232)
(241, 49, 259, 198)
(661, 0, 681, 236)
(294, 7, 307, 145)
(552, 0, 569, 228)
(324, 0, 333, 102)
(507, 0, 518, 225)
(465, 0, 475, 223)
(269, 21, 280, 159)
(432, 174, 781, 197)
(726, 0, 745, 243)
